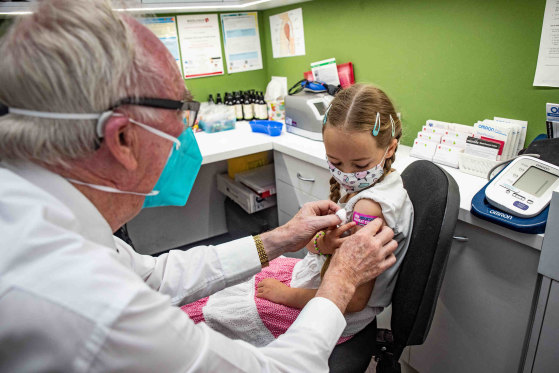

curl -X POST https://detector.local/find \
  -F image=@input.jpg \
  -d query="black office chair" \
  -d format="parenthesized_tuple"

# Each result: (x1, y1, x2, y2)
(328, 160, 460, 373)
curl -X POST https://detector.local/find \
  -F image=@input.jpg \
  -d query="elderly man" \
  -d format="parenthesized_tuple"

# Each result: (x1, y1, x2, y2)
(0, 1, 398, 371)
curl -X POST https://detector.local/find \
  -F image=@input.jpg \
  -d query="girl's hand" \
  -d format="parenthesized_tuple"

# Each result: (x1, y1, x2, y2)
(256, 278, 291, 305)
(320, 221, 357, 254)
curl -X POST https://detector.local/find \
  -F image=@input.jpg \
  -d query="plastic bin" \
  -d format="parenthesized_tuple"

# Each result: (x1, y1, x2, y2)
(249, 120, 283, 136)
(227, 151, 272, 179)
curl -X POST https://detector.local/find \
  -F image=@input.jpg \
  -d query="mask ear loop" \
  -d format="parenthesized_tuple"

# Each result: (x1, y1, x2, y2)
(372, 112, 381, 136)
(389, 114, 396, 137)
(97, 112, 181, 151)
(96, 111, 114, 138)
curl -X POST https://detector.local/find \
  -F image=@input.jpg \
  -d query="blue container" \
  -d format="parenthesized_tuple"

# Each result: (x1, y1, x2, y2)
(249, 120, 283, 136)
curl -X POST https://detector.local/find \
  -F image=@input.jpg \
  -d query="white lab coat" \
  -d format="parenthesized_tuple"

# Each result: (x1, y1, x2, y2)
(0, 160, 346, 372)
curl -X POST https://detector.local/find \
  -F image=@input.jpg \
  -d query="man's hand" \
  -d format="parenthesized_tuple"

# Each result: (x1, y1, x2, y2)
(260, 200, 341, 260)
(316, 218, 398, 313)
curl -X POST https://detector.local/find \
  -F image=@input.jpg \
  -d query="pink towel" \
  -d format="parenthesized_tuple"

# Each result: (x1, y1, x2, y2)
(254, 257, 301, 338)
(181, 257, 352, 345)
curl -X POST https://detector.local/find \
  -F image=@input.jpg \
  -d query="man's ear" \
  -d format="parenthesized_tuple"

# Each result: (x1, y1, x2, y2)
(102, 115, 139, 171)
(386, 138, 398, 159)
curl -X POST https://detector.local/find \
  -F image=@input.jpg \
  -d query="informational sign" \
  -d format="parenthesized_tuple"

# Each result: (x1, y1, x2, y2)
(221, 12, 263, 74)
(140, 17, 182, 75)
(177, 14, 224, 79)
(534, 0, 559, 87)
(269, 8, 306, 58)
(311, 58, 340, 86)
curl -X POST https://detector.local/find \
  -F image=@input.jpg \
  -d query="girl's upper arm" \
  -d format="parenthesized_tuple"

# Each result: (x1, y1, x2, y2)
(345, 197, 384, 313)
(351, 198, 384, 229)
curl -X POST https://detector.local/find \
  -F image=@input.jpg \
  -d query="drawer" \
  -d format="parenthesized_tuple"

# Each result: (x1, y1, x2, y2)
(274, 151, 331, 200)
(276, 179, 318, 217)
(278, 209, 293, 226)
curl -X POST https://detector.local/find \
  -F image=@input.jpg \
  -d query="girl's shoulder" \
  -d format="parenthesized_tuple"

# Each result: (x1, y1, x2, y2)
(344, 171, 407, 209)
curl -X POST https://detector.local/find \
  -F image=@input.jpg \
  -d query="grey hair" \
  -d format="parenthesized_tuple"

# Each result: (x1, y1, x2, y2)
(0, 0, 167, 165)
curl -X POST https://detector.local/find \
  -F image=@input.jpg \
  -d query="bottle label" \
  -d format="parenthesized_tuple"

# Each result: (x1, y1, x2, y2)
(243, 104, 253, 119)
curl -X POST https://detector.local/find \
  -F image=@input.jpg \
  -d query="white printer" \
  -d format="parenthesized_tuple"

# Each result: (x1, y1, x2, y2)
(284, 91, 334, 141)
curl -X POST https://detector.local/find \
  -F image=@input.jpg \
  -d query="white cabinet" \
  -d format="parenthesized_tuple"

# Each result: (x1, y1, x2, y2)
(275, 151, 331, 199)
(407, 220, 540, 373)
(274, 150, 331, 256)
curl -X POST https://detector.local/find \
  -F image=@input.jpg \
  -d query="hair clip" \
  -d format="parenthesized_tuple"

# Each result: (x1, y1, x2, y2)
(389, 114, 396, 137)
(372, 112, 381, 136)
(322, 104, 332, 125)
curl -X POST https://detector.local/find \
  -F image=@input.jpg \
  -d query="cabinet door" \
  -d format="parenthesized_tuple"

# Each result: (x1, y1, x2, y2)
(274, 151, 331, 200)
(276, 179, 318, 217)
(408, 220, 540, 373)
(532, 280, 559, 373)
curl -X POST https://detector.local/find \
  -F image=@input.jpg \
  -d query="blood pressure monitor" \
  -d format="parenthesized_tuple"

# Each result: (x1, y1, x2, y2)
(485, 156, 559, 218)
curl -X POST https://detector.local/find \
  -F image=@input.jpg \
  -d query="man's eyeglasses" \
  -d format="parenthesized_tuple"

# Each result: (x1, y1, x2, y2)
(113, 97, 200, 127)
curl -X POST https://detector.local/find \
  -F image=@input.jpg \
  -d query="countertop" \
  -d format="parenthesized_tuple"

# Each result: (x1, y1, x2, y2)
(195, 122, 544, 250)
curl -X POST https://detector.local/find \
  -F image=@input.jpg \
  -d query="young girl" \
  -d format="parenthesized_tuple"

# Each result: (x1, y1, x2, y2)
(181, 84, 414, 346)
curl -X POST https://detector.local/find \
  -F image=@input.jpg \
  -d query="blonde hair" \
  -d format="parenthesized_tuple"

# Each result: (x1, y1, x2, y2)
(320, 83, 403, 278)
(0, 0, 168, 165)
(323, 83, 402, 203)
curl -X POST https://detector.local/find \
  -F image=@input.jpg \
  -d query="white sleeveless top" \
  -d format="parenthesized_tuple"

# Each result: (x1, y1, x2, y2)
(290, 171, 414, 336)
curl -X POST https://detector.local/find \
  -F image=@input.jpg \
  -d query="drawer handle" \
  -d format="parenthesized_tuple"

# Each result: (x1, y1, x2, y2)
(453, 236, 469, 242)
(297, 172, 315, 182)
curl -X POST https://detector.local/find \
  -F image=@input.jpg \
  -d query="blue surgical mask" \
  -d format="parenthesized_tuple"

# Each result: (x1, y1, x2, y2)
(7, 108, 203, 208)
(142, 123, 202, 208)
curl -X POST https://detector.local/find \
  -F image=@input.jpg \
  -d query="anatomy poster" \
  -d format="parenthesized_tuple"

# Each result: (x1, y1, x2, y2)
(269, 8, 305, 58)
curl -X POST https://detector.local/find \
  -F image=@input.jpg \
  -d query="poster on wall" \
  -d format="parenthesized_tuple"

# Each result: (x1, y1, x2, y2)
(220, 12, 263, 74)
(269, 8, 306, 58)
(534, 0, 559, 87)
(140, 17, 182, 75)
(177, 14, 224, 79)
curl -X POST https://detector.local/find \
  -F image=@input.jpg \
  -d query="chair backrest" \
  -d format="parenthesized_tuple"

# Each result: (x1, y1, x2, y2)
(391, 160, 460, 354)
(328, 160, 460, 373)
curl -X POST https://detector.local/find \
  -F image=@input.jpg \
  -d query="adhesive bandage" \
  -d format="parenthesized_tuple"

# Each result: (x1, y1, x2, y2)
(352, 211, 378, 226)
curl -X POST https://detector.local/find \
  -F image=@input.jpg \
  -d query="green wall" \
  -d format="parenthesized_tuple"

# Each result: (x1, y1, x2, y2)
(261, 0, 559, 146)
(4, 0, 558, 147)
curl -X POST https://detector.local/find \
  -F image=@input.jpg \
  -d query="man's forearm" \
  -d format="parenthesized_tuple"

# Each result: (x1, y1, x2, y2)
(259, 226, 291, 261)
(315, 266, 357, 314)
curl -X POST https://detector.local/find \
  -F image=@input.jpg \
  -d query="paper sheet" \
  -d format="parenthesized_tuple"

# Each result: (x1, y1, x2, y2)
(140, 17, 182, 75)
(310, 58, 340, 85)
(177, 14, 224, 79)
(534, 0, 559, 87)
(221, 12, 263, 74)
(269, 8, 306, 58)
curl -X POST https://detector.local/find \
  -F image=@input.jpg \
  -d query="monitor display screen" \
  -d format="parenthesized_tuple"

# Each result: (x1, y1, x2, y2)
(513, 166, 558, 197)
(313, 101, 326, 116)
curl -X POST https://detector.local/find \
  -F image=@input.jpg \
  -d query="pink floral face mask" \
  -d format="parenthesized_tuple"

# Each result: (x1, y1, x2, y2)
(326, 147, 389, 193)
